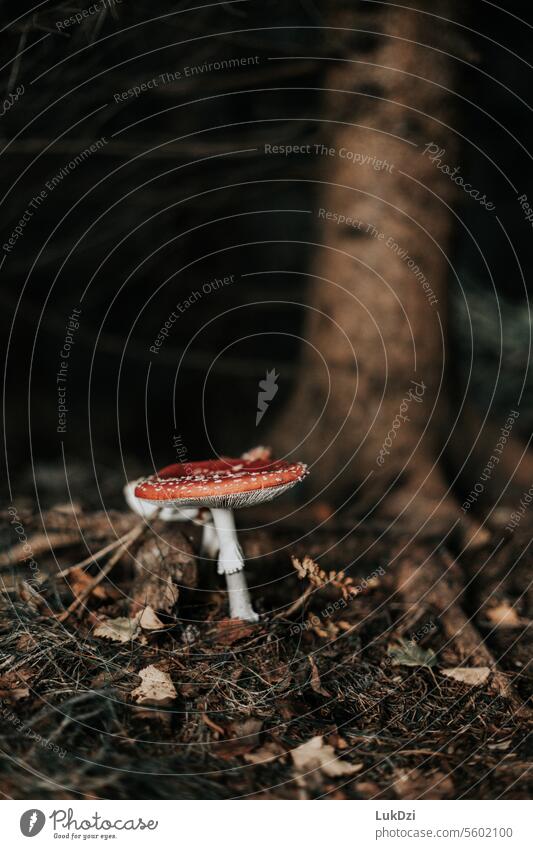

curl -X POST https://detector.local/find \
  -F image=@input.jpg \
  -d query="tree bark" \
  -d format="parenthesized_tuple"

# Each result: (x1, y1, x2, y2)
(273, 2, 463, 517)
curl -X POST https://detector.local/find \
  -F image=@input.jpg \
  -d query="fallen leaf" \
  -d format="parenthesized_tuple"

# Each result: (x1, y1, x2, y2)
(94, 615, 141, 643)
(327, 731, 348, 751)
(138, 606, 165, 630)
(393, 768, 454, 800)
(68, 567, 109, 600)
(131, 664, 177, 706)
(388, 638, 437, 668)
(130, 530, 197, 615)
(291, 735, 362, 778)
(229, 717, 263, 740)
(308, 655, 331, 697)
(244, 740, 286, 765)
(441, 666, 491, 686)
(486, 602, 521, 628)
(213, 618, 257, 645)
(216, 719, 264, 759)
(393, 768, 421, 800)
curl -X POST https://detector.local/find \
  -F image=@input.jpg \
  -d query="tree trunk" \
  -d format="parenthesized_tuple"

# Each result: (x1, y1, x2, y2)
(273, 1, 463, 516)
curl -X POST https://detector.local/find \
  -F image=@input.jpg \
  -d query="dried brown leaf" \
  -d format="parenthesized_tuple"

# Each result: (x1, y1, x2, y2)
(213, 618, 257, 645)
(94, 615, 141, 643)
(291, 735, 362, 778)
(130, 528, 198, 615)
(244, 740, 286, 765)
(441, 666, 491, 686)
(68, 566, 109, 600)
(486, 602, 521, 628)
(393, 768, 454, 800)
(138, 605, 165, 631)
(131, 664, 177, 706)
(216, 718, 264, 759)
(308, 655, 331, 697)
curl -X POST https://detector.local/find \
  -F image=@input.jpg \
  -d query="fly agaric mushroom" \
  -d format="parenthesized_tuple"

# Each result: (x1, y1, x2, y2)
(134, 456, 308, 621)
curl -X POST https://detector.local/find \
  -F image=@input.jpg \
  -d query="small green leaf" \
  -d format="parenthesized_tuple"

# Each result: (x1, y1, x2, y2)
(388, 638, 437, 668)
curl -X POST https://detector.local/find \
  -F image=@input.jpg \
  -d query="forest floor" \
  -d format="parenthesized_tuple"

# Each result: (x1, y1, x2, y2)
(0, 502, 531, 800)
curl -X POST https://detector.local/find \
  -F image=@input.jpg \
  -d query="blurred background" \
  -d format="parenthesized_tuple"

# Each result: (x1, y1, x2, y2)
(1, 0, 532, 509)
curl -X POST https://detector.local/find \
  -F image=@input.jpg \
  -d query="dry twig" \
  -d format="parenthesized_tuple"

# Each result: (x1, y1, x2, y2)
(56, 523, 146, 622)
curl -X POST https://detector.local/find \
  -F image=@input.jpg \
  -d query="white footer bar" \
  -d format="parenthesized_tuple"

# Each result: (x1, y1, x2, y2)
(2, 799, 530, 848)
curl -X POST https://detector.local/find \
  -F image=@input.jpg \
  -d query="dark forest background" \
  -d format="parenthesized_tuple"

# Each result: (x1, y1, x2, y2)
(2, 0, 532, 509)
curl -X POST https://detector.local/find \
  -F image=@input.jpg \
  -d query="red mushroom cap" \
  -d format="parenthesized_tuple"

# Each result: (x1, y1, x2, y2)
(134, 457, 308, 509)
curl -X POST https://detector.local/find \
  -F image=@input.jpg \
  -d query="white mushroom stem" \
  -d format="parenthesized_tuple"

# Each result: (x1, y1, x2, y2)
(210, 508, 244, 575)
(200, 521, 220, 559)
(210, 508, 258, 622)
